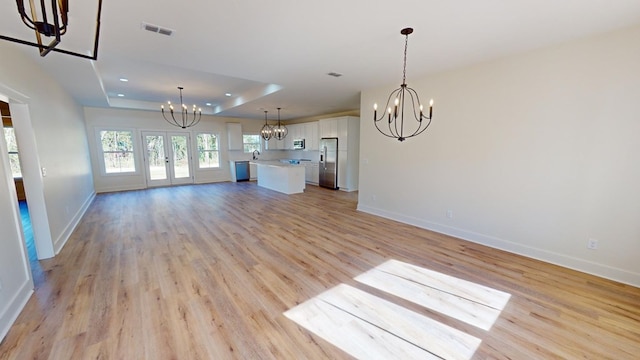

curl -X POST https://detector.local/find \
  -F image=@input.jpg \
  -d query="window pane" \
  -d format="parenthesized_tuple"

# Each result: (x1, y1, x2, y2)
(197, 133, 220, 168)
(99, 130, 136, 173)
(103, 152, 135, 173)
(244, 143, 260, 153)
(8, 154, 22, 178)
(242, 134, 261, 153)
(199, 150, 219, 168)
(101, 130, 133, 152)
(4, 128, 22, 177)
(4, 128, 18, 152)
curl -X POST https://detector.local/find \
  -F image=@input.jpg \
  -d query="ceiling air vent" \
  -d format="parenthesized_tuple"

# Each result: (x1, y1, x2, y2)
(141, 22, 174, 36)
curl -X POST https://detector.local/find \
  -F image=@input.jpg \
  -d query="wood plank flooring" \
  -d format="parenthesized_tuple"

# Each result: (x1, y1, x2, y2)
(1, 182, 639, 359)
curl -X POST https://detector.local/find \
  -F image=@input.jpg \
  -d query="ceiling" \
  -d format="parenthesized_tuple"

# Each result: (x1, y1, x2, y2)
(2, 0, 640, 121)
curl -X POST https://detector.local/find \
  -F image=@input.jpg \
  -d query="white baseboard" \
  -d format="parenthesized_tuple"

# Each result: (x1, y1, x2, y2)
(0, 278, 33, 342)
(54, 192, 96, 254)
(357, 204, 640, 287)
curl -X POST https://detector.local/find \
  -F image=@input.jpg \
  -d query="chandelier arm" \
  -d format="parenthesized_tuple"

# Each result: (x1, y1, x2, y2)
(396, 87, 407, 140)
(405, 87, 423, 122)
(162, 109, 182, 128)
(191, 112, 202, 127)
(374, 87, 402, 123)
(401, 88, 427, 139)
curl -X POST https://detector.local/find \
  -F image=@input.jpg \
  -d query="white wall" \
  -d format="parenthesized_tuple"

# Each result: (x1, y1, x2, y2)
(358, 25, 640, 286)
(0, 42, 95, 340)
(84, 107, 276, 192)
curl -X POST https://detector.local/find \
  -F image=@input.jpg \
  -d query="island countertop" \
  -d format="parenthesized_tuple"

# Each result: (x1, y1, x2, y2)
(249, 160, 309, 167)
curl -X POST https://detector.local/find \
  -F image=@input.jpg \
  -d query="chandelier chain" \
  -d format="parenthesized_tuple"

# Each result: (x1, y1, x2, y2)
(402, 32, 409, 86)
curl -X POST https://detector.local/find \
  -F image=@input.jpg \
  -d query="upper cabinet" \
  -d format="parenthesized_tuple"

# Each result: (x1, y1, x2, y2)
(304, 122, 319, 151)
(319, 118, 338, 138)
(319, 116, 358, 146)
(265, 121, 319, 151)
(227, 123, 243, 150)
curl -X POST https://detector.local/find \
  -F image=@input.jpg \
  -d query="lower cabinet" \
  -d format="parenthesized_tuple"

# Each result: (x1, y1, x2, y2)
(305, 162, 319, 185)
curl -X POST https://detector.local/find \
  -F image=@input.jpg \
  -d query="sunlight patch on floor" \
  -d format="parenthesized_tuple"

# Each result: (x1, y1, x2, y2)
(355, 259, 511, 330)
(284, 284, 480, 360)
(284, 260, 511, 359)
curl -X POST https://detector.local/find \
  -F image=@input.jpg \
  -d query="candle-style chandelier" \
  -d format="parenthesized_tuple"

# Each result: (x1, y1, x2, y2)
(374, 27, 433, 142)
(161, 87, 202, 129)
(272, 107, 288, 140)
(261, 110, 273, 141)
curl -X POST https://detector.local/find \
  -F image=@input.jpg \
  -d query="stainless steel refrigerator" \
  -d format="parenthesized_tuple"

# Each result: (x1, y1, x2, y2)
(319, 137, 338, 189)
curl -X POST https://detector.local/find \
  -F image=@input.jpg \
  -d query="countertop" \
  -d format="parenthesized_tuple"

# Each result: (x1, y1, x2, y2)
(250, 160, 312, 167)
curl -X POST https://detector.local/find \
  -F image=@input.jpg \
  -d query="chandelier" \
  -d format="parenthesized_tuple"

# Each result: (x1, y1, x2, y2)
(374, 27, 433, 142)
(161, 87, 202, 129)
(272, 107, 288, 140)
(0, 0, 103, 59)
(261, 110, 273, 140)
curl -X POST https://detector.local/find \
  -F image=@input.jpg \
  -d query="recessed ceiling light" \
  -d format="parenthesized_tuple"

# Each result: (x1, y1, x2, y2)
(117, 94, 125, 97)
(206, 103, 212, 106)
(119, 78, 129, 82)
(225, 93, 232, 97)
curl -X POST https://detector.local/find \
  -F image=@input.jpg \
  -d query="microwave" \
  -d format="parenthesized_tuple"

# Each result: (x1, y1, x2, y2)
(293, 139, 305, 149)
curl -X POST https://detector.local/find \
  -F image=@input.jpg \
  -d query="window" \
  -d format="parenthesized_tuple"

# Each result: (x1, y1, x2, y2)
(3, 127, 22, 178)
(197, 133, 220, 168)
(99, 130, 136, 173)
(243, 134, 261, 153)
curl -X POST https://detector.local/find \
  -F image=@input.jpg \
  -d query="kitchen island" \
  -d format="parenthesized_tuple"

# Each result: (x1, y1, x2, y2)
(251, 160, 306, 194)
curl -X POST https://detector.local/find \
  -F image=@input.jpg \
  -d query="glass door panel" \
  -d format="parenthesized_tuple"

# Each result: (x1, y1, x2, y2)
(144, 133, 170, 187)
(169, 133, 193, 185)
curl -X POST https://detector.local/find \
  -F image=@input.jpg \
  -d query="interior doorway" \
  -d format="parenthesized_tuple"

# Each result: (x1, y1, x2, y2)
(1, 100, 37, 263)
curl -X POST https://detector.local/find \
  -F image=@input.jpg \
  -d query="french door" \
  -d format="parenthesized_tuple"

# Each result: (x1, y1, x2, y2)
(142, 131, 193, 187)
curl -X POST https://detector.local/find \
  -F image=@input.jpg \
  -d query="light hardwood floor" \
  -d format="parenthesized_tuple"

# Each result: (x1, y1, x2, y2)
(1, 182, 639, 359)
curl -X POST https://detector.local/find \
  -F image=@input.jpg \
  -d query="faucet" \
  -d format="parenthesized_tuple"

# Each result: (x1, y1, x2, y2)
(252, 150, 260, 160)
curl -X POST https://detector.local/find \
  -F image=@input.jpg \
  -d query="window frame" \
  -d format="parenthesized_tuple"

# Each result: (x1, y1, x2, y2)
(95, 128, 139, 176)
(195, 132, 221, 170)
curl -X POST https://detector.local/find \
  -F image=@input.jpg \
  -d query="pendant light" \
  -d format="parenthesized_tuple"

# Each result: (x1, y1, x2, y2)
(261, 110, 273, 140)
(373, 27, 434, 142)
(272, 107, 288, 140)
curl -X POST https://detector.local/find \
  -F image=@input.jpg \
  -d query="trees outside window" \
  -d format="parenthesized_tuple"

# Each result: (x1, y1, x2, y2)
(3, 127, 22, 177)
(243, 134, 261, 153)
(100, 130, 135, 173)
(197, 133, 219, 168)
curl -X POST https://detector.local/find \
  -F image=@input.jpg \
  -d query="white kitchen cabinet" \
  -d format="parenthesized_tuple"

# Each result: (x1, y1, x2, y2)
(227, 123, 243, 150)
(304, 122, 319, 150)
(250, 163, 257, 180)
(319, 118, 338, 138)
(305, 162, 319, 185)
(265, 136, 283, 150)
